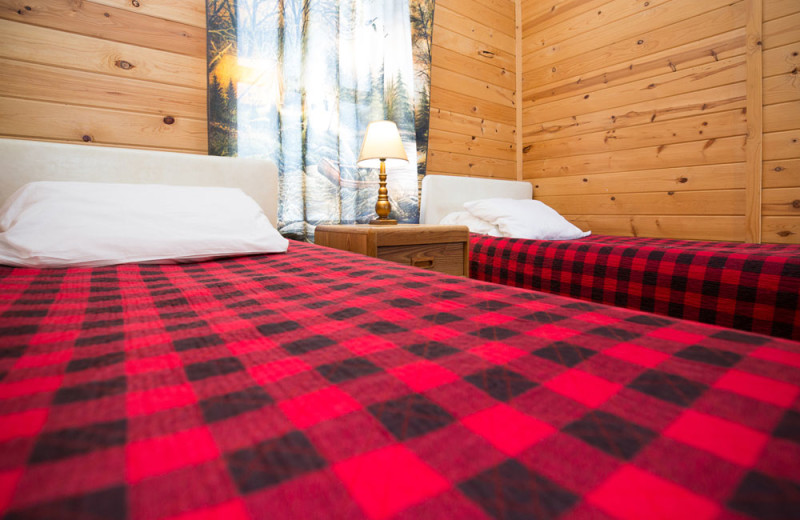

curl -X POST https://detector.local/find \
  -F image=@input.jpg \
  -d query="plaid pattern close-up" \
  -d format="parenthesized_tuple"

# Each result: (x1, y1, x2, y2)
(0, 240, 799, 519)
(470, 233, 800, 341)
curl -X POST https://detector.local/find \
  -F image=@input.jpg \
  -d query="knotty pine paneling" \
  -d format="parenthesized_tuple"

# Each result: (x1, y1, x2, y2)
(523, 1, 746, 96)
(427, 0, 518, 180)
(0, 97, 207, 151)
(761, 2, 800, 243)
(520, 0, 800, 244)
(1, 0, 794, 242)
(562, 215, 747, 242)
(0, 0, 206, 153)
(531, 163, 746, 197)
(0, 0, 204, 55)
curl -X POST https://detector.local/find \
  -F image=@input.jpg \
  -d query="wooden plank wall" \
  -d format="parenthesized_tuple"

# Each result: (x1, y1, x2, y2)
(2, 0, 795, 243)
(426, 0, 518, 180)
(520, 0, 800, 243)
(0, 0, 207, 153)
(761, 0, 800, 243)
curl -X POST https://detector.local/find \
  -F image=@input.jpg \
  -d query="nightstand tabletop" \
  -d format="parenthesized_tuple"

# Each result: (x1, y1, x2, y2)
(315, 224, 468, 246)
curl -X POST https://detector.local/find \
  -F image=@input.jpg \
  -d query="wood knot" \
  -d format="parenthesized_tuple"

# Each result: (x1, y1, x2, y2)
(82, 135, 92, 142)
(131, 0, 140, 7)
(668, 191, 675, 195)
(478, 50, 495, 58)
(610, 196, 616, 201)
(793, 200, 800, 209)
(637, 40, 644, 45)
(163, 116, 175, 125)
(522, 145, 532, 153)
(774, 166, 784, 172)
(115, 60, 134, 70)
(678, 177, 688, 183)
(582, 178, 588, 182)
(778, 231, 794, 237)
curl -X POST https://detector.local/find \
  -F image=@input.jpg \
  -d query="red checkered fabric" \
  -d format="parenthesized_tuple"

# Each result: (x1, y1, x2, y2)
(1, 241, 798, 519)
(470, 233, 800, 341)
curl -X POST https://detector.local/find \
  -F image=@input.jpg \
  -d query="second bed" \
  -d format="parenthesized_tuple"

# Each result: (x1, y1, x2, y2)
(420, 175, 800, 341)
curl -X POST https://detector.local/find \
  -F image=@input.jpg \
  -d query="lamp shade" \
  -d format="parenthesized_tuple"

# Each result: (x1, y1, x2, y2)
(357, 121, 408, 167)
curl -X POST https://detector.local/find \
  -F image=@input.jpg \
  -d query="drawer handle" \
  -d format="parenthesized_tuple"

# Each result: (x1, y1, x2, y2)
(412, 259, 434, 269)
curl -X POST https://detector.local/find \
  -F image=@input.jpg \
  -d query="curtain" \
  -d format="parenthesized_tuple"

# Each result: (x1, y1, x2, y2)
(207, 0, 435, 241)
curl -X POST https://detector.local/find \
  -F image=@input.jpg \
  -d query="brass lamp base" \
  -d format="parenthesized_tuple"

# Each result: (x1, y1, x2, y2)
(370, 218, 397, 225)
(371, 158, 398, 225)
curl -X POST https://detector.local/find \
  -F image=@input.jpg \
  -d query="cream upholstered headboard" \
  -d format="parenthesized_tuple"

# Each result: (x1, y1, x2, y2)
(419, 174, 533, 225)
(0, 139, 280, 227)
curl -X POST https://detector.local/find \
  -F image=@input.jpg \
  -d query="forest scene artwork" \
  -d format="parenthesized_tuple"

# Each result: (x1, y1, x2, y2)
(207, 0, 435, 240)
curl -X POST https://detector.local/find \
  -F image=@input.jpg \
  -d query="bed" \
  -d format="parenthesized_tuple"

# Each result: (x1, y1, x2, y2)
(420, 175, 800, 341)
(1, 140, 799, 519)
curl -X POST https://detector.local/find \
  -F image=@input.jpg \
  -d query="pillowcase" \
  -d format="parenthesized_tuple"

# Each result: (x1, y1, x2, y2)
(439, 210, 502, 236)
(464, 198, 590, 240)
(0, 181, 289, 267)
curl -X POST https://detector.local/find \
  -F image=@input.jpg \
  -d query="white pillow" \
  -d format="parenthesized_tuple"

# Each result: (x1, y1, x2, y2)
(439, 211, 502, 236)
(464, 198, 590, 240)
(0, 181, 289, 267)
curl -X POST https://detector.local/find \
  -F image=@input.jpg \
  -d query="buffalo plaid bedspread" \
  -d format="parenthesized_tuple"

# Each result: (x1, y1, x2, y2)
(0, 241, 798, 519)
(470, 234, 800, 341)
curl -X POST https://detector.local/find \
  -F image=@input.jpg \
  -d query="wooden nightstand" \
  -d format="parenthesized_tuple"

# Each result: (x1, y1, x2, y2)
(315, 224, 469, 277)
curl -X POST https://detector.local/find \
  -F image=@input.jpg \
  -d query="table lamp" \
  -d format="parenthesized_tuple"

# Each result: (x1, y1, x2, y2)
(357, 120, 408, 225)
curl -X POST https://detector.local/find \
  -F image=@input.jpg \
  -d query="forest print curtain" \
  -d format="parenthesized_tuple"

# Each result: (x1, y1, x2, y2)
(207, 0, 435, 240)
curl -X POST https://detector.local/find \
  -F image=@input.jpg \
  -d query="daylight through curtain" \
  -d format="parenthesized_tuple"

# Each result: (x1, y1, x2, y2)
(207, 0, 435, 241)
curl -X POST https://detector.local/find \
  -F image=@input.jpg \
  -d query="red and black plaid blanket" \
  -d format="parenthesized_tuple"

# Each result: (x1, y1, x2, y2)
(470, 234, 800, 341)
(1, 241, 798, 519)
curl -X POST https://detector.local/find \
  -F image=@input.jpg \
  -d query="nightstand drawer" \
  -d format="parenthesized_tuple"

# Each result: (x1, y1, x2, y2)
(314, 224, 469, 276)
(378, 242, 465, 276)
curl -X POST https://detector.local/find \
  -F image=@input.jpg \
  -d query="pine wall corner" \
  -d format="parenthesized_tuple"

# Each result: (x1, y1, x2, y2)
(518, 0, 799, 243)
